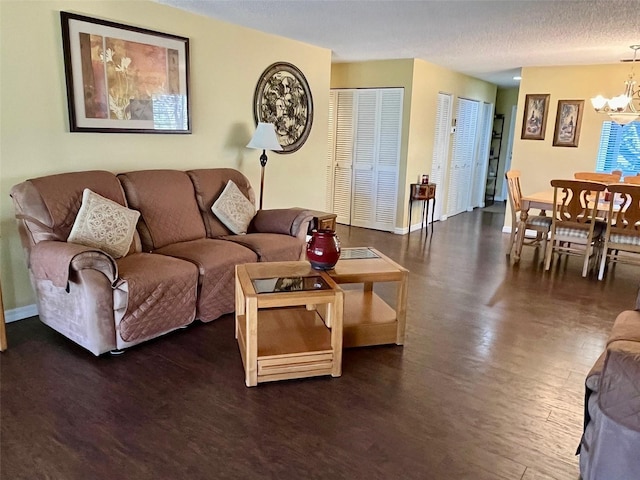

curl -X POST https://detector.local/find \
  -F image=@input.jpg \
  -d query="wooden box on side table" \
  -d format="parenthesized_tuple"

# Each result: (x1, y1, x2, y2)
(235, 262, 344, 387)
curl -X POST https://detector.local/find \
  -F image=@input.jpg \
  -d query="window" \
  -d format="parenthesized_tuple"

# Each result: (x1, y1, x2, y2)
(596, 121, 640, 177)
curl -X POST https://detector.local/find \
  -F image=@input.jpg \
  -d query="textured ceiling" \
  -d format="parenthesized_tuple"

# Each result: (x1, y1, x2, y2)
(156, 0, 640, 87)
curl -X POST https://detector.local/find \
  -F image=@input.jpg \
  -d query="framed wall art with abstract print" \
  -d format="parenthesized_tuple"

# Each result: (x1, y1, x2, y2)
(553, 100, 584, 147)
(253, 62, 314, 153)
(521, 94, 550, 140)
(60, 12, 191, 133)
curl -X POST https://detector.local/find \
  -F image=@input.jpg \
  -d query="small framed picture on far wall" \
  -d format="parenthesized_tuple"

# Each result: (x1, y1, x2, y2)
(553, 99, 584, 147)
(521, 94, 550, 140)
(421, 174, 429, 184)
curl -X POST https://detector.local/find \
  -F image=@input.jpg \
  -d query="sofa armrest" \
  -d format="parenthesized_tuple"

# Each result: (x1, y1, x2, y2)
(598, 341, 640, 433)
(30, 241, 118, 289)
(251, 208, 313, 239)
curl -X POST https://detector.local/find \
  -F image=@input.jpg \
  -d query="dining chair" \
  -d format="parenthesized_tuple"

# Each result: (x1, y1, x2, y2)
(505, 170, 551, 258)
(597, 182, 640, 280)
(574, 171, 621, 183)
(624, 175, 640, 185)
(544, 179, 608, 277)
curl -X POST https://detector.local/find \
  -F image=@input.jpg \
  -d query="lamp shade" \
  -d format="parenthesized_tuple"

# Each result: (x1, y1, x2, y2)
(246, 123, 283, 151)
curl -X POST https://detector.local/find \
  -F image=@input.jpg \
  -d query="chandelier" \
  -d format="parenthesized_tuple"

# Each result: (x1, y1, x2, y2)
(591, 45, 640, 125)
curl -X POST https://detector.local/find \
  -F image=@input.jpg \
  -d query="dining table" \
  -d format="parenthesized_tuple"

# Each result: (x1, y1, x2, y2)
(513, 189, 616, 261)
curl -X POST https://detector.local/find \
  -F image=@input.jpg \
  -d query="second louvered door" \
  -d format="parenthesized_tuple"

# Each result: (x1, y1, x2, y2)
(328, 88, 403, 232)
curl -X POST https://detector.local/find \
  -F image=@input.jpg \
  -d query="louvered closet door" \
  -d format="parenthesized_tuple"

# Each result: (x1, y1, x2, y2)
(350, 90, 377, 228)
(372, 89, 402, 231)
(430, 92, 453, 222)
(447, 98, 479, 217)
(326, 91, 336, 212)
(332, 91, 355, 224)
(350, 89, 402, 232)
(471, 102, 493, 208)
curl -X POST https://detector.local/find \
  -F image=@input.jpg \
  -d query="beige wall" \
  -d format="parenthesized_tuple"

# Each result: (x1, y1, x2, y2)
(331, 59, 496, 229)
(331, 60, 415, 229)
(0, 0, 331, 312)
(494, 87, 520, 199)
(507, 63, 630, 227)
(409, 59, 496, 224)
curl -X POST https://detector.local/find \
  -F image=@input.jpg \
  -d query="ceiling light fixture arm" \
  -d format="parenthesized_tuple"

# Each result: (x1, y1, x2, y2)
(591, 45, 640, 124)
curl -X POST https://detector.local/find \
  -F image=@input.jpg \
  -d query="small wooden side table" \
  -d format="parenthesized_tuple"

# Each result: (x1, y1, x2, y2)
(235, 262, 344, 387)
(307, 210, 337, 233)
(408, 183, 436, 231)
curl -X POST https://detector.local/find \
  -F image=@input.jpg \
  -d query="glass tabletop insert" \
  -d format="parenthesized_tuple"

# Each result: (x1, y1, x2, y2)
(252, 276, 331, 294)
(339, 247, 380, 260)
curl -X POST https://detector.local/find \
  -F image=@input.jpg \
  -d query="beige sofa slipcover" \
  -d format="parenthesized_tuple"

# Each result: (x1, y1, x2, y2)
(10, 168, 312, 355)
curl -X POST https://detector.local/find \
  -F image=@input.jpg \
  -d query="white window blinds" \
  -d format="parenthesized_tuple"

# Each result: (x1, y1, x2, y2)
(596, 121, 640, 176)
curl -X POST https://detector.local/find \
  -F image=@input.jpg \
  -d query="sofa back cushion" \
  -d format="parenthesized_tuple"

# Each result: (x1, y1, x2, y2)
(118, 170, 206, 250)
(187, 169, 256, 238)
(10, 170, 128, 245)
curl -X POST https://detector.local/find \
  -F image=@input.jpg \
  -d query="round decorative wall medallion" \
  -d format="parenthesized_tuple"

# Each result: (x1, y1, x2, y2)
(253, 62, 313, 154)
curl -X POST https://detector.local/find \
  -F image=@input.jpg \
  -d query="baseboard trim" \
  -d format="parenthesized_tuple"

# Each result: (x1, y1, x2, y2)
(4, 304, 38, 323)
(396, 220, 439, 235)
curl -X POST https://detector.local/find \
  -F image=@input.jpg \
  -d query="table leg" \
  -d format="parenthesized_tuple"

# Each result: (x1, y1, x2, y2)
(421, 200, 426, 230)
(408, 198, 413, 232)
(396, 270, 408, 345)
(425, 198, 430, 231)
(330, 292, 344, 378)
(514, 207, 530, 262)
(245, 296, 258, 387)
(431, 197, 436, 225)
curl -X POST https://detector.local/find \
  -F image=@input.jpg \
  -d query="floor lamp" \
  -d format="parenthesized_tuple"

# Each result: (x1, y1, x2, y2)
(246, 122, 283, 210)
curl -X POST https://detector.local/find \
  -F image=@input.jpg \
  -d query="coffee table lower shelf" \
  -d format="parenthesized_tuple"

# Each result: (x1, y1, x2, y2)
(237, 307, 336, 384)
(343, 290, 399, 348)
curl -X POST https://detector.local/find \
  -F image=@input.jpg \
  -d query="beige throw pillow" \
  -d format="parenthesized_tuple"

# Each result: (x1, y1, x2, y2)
(211, 180, 256, 234)
(68, 188, 140, 259)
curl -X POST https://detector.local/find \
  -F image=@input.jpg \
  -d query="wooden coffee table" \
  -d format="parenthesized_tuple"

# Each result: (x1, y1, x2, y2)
(327, 247, 408, 348)
(235, 262, 344, 387)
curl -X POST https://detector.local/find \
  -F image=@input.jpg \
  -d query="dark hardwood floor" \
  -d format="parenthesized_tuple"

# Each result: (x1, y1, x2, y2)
(2, 206, 638, 480)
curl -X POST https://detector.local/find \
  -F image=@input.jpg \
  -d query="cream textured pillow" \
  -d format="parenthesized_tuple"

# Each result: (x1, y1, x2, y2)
(68, 189, 140, 259)
(211, 180, 256, 234)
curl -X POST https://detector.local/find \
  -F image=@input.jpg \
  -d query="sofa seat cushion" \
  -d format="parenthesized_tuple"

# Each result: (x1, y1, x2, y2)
(155, 238, 258, 321)
(115, 253, 199, 347)
(221, 233, 305, 262)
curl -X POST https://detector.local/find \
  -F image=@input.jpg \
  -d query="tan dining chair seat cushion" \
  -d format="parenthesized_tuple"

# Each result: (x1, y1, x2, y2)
(527, 216, 552, 228)
(68, 189, 140, 259)
(556, 223, 605, 240)
(609, 233, 640, 246)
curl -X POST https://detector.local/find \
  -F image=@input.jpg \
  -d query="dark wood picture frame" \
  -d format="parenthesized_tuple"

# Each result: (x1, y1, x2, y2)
(521, 94, 550, 140)
(60, 12, 191, 133)
(253, 62, 313, 154)
(553, 100, 584, 147)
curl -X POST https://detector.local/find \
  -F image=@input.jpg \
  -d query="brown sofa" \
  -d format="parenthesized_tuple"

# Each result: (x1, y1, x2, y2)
(578, 298, 640, 479)
(10, 168, 312, 356)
